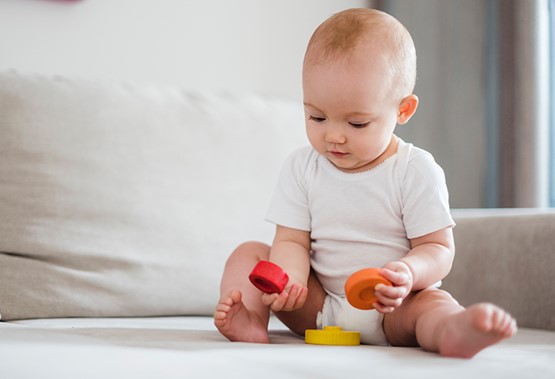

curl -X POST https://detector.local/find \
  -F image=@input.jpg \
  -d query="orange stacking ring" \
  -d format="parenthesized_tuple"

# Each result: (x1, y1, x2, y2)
(344, 268, 392, 310)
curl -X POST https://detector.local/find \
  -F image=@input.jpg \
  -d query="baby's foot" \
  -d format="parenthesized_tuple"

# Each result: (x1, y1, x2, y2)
(438, 303, 517, 358)
(214, 290, 270, 343)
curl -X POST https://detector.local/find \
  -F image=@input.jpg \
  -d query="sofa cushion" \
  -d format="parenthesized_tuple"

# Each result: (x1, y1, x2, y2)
(0, 71, 306, 320)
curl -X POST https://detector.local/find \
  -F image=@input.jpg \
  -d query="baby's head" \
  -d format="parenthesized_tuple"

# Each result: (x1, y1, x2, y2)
(303, 8, 416, 102)
(302, 9, 419, 173)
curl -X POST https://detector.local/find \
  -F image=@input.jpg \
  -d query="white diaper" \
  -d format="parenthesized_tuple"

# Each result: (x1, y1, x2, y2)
(316, 291, 388, 346)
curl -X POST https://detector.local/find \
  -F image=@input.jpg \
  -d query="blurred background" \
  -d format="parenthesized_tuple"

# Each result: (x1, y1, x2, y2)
(0, 0, 553, 209)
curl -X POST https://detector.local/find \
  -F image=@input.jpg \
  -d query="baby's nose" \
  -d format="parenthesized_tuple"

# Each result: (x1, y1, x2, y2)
(325, 127, 346, 144)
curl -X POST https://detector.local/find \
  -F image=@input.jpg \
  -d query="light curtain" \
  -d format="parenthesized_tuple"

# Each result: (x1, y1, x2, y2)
(490, 0, 550, 207)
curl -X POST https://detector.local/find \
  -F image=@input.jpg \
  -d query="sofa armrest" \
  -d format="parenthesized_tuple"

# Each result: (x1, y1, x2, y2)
(442, 208, 555, 331)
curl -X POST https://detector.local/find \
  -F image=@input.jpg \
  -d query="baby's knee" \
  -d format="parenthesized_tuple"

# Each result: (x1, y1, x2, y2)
(226, 241, 270, 265)
(411, 287, 459, 307)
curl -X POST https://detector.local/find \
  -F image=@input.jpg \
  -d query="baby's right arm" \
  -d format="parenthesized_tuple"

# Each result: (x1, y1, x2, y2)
(261, 225, 311, 312)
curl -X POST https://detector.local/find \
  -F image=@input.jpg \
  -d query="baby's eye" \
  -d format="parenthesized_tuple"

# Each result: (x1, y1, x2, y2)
(349, 121, 370, 129)
(309, 115, 326, 123)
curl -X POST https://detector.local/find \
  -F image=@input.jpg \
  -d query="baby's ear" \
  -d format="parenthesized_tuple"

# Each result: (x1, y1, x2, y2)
(397, 95, 419, 125)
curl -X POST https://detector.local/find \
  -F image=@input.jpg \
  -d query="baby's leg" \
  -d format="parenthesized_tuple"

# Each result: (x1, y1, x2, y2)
(384, 288, 517, 358)
(214, 241, 272, 343)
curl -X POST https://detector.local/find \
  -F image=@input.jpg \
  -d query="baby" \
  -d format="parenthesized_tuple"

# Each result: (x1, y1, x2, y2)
(214, 8, 517, 358)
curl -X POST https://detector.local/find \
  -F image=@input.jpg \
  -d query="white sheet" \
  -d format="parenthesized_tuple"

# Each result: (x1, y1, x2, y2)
(1, 316, 554, 379)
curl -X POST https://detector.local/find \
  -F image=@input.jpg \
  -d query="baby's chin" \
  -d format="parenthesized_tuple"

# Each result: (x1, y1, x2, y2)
(328, 157, 375, 173)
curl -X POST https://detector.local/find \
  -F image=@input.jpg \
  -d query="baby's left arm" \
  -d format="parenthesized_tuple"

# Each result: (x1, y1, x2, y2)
(373, 227, 455, 313)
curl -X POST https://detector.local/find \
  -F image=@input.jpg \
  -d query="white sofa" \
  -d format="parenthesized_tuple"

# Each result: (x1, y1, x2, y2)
(1, 71, 554, 378)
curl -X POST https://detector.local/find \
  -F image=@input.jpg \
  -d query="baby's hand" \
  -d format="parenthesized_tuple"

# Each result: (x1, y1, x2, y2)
(373, 261, 413, 313)
(261, 281, 308, 313)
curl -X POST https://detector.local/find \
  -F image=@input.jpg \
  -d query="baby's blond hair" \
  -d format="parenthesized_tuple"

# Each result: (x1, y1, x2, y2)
(304, 8, 417, 101)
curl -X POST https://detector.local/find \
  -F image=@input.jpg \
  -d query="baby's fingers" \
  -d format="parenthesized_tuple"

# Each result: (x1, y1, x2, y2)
(375, 283, 408, 300)
(261, 292, 283, 308)
(373, 302, 396, 314)
(380, 268, 411, 287)
(264, 284, 308, 312)
(282, 284, 308, 310)
(373, 284, 406, 312)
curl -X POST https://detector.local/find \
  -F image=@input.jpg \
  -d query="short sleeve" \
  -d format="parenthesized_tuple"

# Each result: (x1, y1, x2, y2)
(401, 150, 455, 239)
(265, 147, 313, 231)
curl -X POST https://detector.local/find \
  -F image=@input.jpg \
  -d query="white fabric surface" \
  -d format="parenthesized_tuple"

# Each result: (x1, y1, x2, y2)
(1, 316, 554, 379)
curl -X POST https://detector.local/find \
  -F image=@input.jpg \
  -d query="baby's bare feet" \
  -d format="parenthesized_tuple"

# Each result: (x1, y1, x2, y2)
(438, 303, 517, 358)
(214, 290, 270, 343)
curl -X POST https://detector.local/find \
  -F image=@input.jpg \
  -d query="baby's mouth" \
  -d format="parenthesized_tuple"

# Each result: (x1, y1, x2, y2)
(330, 151, 349, 158)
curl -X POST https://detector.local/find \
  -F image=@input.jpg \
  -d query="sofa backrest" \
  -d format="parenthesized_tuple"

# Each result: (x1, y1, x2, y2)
(0, 71, 307, 320)
(445, 209, 555, 331)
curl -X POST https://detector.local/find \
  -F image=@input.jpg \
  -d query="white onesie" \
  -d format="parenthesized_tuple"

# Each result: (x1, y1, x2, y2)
(265, 139, 455, 345)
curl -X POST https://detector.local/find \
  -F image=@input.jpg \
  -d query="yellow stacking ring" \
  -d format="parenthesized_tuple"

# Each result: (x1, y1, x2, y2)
(305, 326, 360, 346)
